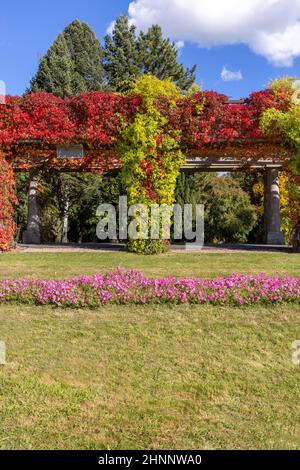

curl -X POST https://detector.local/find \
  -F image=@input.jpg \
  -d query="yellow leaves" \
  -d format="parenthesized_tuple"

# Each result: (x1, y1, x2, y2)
(131, 74, 180, 109)
(279, 171, 290, 208)
(268, 76, 296, 92)
(252, 181, 264, 200)
(116, 75, 185, 252)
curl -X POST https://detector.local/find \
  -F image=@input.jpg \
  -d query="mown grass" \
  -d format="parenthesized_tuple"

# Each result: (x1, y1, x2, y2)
(0, 251, 299, 279)
(0, 251, 299, 449)
(0, 303, 299, 450)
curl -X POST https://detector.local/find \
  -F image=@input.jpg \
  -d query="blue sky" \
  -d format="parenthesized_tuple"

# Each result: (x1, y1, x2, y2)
(1, 0, 300, 99)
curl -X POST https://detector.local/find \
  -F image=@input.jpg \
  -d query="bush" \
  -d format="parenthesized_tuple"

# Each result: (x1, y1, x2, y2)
(194, 174, 257, 243)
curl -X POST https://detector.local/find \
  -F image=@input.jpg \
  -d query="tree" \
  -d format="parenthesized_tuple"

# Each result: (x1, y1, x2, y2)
(117, 75, 184, 254)
(28, 20, 106, 243)
(194, 174, 257, 243)
(63, 20, 105, 93)
(138, 25, 196, 90)
(30, 20, 105, 96)
(103, 15, 141, 91)
(231, 171, 265, 243)
(30, 33, 74, 98)
(104, 16, 196, 91)
(175, 172, 197, 206)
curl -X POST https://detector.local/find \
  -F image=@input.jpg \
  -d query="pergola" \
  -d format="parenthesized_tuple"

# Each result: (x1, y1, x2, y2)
(0, 90, 294, 248)
(6, 140, 290, 247)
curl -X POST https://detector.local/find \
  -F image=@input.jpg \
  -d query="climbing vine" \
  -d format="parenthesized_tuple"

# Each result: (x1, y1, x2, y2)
(0, 76, 298, 252)
(0, 152, 17, 251)
(117, 75, 185, 253)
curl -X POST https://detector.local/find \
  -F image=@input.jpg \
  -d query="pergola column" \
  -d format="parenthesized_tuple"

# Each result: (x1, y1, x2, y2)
(22, 176, 42, 244)
(264, 167, 285, 245)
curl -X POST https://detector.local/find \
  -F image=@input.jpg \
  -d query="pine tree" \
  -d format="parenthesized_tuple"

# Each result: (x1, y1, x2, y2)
(175, 172, 197, 206)
(63, 20, 105, 93)
(28, 21, 106, 243)
(30, 20, 105, 96)
(103, 15, 141, 91)
(30, 33, 74, 98)
(104, 17, 196, 91)
(138, 25, 196, 90)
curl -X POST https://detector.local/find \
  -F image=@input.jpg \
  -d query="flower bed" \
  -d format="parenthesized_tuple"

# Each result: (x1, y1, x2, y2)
(0, 269, 299, 308)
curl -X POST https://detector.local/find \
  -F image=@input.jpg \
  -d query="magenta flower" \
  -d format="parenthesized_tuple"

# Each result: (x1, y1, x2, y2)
(0, 268, 299, 308)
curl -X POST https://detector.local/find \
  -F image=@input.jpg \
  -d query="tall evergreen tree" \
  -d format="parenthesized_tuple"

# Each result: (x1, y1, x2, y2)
(104, 17, 196, 91)
(103, 15, 141, 91)
(138, 25, 196, 90)
(63, 20, 105, 93)
(30, 33, 74, 98)
(30, 20, 105, 96)
(28, 21, 106, 243)
(175, 173, 197, 206)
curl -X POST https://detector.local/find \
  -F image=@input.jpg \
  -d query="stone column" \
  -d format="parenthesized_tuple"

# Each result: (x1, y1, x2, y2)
(22, 176, 42, 244)
(264, 168, 285, 245)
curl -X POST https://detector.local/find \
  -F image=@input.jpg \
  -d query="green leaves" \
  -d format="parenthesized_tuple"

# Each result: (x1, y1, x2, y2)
(103, 16, 196, 92)
(30, 20, 105, 97)
(117, 75, 185, 253)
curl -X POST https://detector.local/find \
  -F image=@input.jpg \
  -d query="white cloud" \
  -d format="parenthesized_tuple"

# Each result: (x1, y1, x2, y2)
(221, 66, 243, 81)
(175, 40, 185, 50)
(106, 21, 116, 36)
(106, 17, 136, 35)
(0, 80, 6, 104)
(128, 0, 300, 66)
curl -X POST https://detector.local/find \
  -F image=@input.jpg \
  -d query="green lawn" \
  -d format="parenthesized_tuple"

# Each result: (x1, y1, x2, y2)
(0, 303, 299, 450)
(0, 251, 299, 449)
(0, 251, 299, 278)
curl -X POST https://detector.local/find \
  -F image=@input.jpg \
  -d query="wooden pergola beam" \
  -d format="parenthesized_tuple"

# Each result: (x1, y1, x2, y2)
(183, 157, 288, 171)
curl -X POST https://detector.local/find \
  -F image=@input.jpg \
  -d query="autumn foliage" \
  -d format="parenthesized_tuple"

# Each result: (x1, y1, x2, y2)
(0, 152, 16, 251)
(0, 86, 293, 156)
(0, 80, 296, 252)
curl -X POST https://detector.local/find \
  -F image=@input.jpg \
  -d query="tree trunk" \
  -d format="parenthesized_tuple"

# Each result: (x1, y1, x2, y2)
(61, 187, 69, 244)
(78, 217, 83, 244)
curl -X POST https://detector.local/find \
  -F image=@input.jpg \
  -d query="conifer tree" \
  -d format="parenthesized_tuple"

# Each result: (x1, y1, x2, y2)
(103, 15, 141, 91)
(30, 20, 105, 96)
(138, 25, 196, 90)
(30, 33, 74, 98)
(63, 20, 105, 93)
(29, 21, 106, 243)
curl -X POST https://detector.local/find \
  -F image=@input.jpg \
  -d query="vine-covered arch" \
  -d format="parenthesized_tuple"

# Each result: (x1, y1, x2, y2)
(0, 76, 297, 252)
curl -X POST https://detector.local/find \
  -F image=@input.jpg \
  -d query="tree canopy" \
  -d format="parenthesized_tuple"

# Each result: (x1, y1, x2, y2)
(103, 15, 196, 91)
(30, 20, 105, 96)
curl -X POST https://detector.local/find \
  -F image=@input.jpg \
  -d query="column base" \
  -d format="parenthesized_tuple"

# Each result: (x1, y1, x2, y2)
(22, 229, 42, 244)
(267, 231, 285, 245)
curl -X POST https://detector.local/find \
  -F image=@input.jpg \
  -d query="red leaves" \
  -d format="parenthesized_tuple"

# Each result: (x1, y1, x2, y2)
(0, 92, 140, 148)
(174, 88, 293, 149)
(0, 153, 16, 251)
(0, 93, 74, 145)
(68, 92, 140, 146)
(0, 87, 293, 156)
